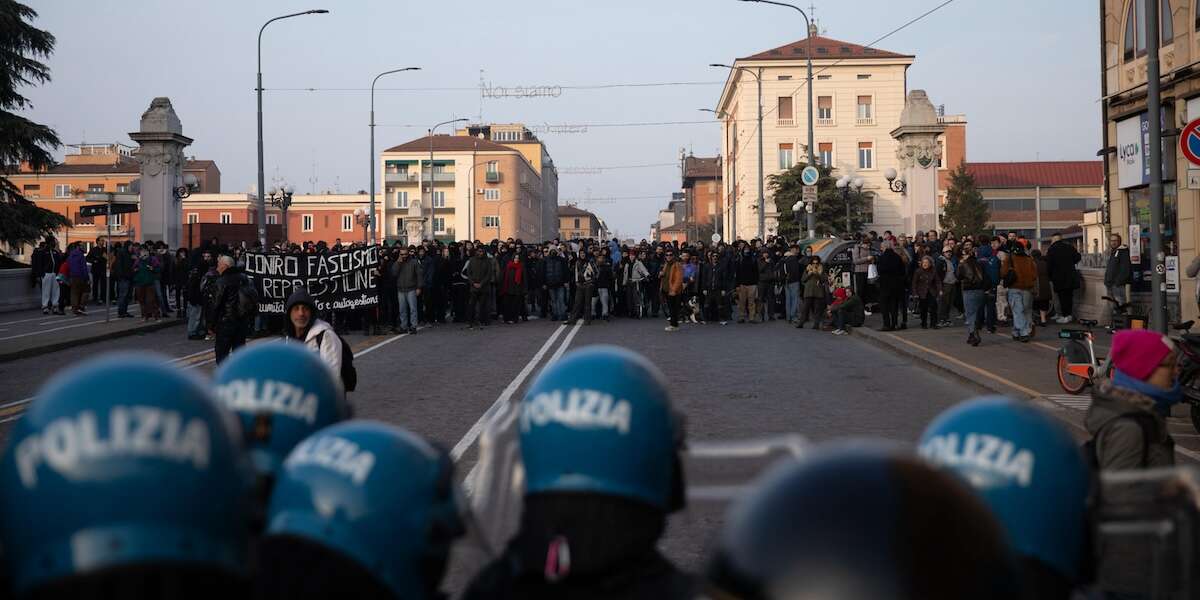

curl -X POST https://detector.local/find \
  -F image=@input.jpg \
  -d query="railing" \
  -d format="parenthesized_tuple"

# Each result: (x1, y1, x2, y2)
(816, 117, 835, 126)
(855, 117, 875, 126)
(431, 172, 456, 182)
(385, 172, 418, 183)
(1080, 253, 1108, 269)
(777, 118, 795, 127)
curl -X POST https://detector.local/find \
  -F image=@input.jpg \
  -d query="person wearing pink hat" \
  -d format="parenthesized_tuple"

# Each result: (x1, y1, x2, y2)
(1085, 329, 1178, 471)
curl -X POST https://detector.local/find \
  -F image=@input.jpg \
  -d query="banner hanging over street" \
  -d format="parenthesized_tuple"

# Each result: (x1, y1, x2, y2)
(244, 246, 381, 314)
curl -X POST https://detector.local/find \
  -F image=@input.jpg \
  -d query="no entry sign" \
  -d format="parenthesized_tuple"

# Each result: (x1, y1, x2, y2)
(1181, 118, 1200, 167)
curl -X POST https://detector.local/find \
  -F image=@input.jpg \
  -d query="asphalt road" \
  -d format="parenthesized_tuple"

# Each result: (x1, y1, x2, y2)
(0, 315, 980, 587)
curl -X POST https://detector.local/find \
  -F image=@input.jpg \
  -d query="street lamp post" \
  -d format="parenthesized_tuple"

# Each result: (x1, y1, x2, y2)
(739, 0, 816, 238)
(267, 184, 294, 243)
(353, 208, 370, 245)
(257, 9, 329, 248)
(699, 108, 733, 240)
(836, 175, 864, 237)
(426, 118, 469, 242)
(370, 67, 421, 246)
(883, 167, 907, 195)
(711, 64, 764, 240)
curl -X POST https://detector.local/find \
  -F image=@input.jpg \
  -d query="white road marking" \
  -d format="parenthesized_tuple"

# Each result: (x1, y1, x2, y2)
(1043, 394, 1092, 411)
(451, 323, 570, 462)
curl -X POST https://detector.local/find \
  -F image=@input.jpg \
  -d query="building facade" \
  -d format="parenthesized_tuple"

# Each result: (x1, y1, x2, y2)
(5, 143, 219, 254)
(681, 155, 722, 242)
(715, 34, 915, 240)
(558, 205, 604, 239)
(379, 123, 558, 245)
(1100, 0, 1199, 321)
(965, 161, 1104, 241)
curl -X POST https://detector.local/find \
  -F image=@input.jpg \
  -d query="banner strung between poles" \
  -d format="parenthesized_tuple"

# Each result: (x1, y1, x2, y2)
(244, 246, 381, 314)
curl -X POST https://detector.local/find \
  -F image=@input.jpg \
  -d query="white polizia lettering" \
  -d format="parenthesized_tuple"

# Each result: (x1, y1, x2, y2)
(285, 436, 375, 485)
(215, 379, 319, 424)
(519, 389, 633, 435)
(15, 406, 211, 489)
(918, 432, 1035, 488)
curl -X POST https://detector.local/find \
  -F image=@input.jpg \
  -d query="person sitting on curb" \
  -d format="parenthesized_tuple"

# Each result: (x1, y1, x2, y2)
(828, 286, 864, 336)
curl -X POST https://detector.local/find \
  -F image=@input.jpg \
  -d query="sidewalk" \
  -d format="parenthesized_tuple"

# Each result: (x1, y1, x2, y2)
(849, 310, 1200, 462)
(0, 306, 181, 363)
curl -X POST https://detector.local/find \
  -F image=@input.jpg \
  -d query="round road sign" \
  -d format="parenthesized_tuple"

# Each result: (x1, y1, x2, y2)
(711, 233, 722, 243)
(1181, 118, 1200, 167)
(801, 166, 820, 186)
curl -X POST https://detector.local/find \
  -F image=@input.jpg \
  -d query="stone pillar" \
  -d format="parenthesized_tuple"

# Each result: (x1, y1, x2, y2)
(890, 90, 945, 234)
(129, 97, 192, 248)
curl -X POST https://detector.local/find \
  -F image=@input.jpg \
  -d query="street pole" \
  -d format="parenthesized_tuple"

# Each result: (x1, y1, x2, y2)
(370, 67, 420, 246)
(741, 0, 816, 239)
(756, 67, 765, 241)
(1145, 0, 1167, 332)
(105, 195, 112, 323)
(427, 118, 468, 242)
(257, 9, 329, 249)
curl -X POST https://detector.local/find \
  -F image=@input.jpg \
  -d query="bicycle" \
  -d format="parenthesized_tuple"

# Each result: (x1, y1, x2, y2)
(1056, 318, 1108, 394)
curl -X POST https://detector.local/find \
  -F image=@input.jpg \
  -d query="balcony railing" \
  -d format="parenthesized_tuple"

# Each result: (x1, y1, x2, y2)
(777, 118, 795, 127)
(431, 172, 456, 182)
(485, 171, 501, 183)
(816, 117, 835, 126)
(385, 172, 418, 183)
(856, 117, 876, 126)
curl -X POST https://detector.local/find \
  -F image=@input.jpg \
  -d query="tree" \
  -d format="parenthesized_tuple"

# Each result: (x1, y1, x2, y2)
(939, 163, 990, 239)
(769, 162, 871, 240)
(0, 1, 69, 254)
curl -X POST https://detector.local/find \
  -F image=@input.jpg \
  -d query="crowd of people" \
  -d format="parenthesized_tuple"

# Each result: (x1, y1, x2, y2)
(0, 324, 1192, 599)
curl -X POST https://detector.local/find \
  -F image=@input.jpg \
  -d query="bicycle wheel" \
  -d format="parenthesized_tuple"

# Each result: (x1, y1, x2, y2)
(1057, 350, 1090, 395)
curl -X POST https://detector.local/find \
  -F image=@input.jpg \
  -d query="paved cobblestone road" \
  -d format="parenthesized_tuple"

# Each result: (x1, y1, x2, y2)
(0, 317, 979, 588)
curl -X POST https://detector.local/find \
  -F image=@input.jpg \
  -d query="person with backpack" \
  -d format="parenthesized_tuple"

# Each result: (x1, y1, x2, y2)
(209, 255, 253, 364)
(1085, 329, 1180, 597)
(957, 244, 988, 347)
(284, 286, 357, 392)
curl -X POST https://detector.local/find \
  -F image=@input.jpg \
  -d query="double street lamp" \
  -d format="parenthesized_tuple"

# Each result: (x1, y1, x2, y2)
(835, 175, 864, 237)
(256, 9, 329, 248)
(353, 207, 371, 245)
(267, 184, 295, 242)
(737, 0, 816, 239)
(370, 67, 421, 245)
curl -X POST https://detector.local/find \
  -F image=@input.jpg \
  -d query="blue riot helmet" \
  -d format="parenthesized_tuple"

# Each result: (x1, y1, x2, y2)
(0, 353, 253, 598)
(919, 396, 1091, 592)
(519, 344, 685, 511)
(212, 341, 350, 480)
(705, 442, 1019, 600)
(258, 421, 465, 600)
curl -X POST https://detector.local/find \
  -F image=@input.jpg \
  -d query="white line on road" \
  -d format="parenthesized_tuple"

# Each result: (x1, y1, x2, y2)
(0, 320, 120, 341)
(544, 321, 583, 367)
(353, 330, 414, 358)
(451, 323, 570, 462)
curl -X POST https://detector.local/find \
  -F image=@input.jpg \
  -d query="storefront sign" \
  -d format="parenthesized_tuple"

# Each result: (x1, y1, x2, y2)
(1116, 110, 1177, 189)
(244, 246, 381, 314)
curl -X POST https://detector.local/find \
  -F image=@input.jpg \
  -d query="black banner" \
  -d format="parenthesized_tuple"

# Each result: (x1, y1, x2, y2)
(244, 246, 381, 314)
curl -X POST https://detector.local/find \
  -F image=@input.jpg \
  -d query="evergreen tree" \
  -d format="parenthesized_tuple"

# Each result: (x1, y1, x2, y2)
(770, 162, 870, 239)
(0, 1, 69, 254)
(939, 163, 990, 239)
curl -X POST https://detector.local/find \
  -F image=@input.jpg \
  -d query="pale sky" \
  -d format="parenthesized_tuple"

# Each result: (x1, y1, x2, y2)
(22, 0, 1099, 240)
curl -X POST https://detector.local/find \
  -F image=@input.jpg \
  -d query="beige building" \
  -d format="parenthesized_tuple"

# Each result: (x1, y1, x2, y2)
(558, 205, 604, 239)
(379, 123, 558, 244)
(1100, 0, 1199, 321)
(715, 34, 915, 239)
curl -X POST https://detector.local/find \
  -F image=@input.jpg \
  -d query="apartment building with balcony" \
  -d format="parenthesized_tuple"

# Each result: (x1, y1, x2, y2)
(714, 33, 915, 239)
(4, 143, 219, 254)
(379, 124, 558, 243)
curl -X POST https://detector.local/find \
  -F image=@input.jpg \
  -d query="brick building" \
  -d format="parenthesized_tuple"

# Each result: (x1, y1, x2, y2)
(681, 155, 722, 241)
(557, 205, 604, 239)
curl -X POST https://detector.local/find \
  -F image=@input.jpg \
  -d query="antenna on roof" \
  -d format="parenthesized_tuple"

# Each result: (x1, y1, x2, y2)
(308, 154, 318, 195)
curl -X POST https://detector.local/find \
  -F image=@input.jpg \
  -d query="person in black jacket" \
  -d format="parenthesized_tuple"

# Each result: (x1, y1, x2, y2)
(782, 245, 803, 323)
(1046, 233, 1082, 324)
(1103, 232, 1132, 329)
(31, 240, 64, 315)
(185, 251, 211, 339)
(208, 255, 250, 364)
(875, 240, 907, 331)
(542, 247, 568, 321)
(594, 254, 615, 322)
(700, 251, 734, 325)
(733, 247, 759, 323)
(377, 248, 399, 332)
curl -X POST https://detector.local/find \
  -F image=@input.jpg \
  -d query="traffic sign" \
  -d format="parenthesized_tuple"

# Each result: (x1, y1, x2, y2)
(79, 203, 138, 218)
(1181, 118, 1200, 167)
(801, 166, 820, 186)
(711, 233, 722, 243)
(802, 185, 818, 202)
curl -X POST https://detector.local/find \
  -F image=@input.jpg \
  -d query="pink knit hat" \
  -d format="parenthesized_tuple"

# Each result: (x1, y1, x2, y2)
(1110, 330, 1176, 381)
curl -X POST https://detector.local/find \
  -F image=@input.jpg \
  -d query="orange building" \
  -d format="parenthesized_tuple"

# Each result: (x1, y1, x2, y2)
(6, 143, 220, 253)
(681, 155, 722, 242)
(557, 205, 604, 239)
(181, 193, 377, 247)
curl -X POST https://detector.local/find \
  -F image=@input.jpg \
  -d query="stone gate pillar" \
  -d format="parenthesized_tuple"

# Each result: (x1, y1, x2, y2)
(890, 90, 945, 234)
(129, 97, 192, 248)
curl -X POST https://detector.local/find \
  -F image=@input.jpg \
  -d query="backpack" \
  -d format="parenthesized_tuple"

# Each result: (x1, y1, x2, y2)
(316, 330, 357, 392)
(236, 275, 260, 319)
(1082, 412, 1156, 470)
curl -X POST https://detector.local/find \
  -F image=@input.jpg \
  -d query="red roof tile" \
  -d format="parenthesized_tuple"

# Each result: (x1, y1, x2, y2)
(383, 135, 514, 153)
(683, 156, 720, 179)
(740, 35, 912, 61)
(964, 161, 1104, 188)
(557, 205, 596, 217)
